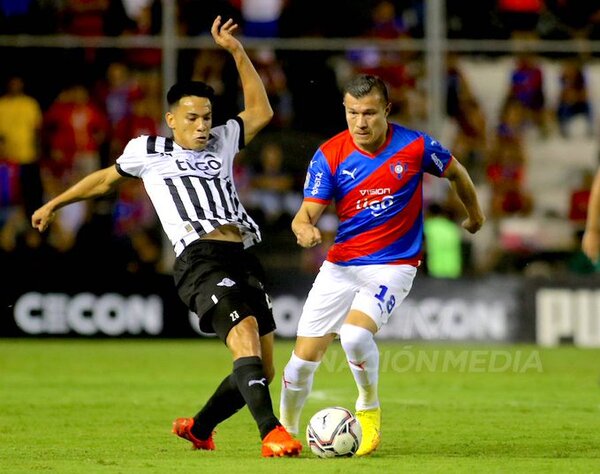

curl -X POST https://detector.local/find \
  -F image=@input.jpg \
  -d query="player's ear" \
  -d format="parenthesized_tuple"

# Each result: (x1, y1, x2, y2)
(165, 111, 175, 129)
(384, 101, 392, 117)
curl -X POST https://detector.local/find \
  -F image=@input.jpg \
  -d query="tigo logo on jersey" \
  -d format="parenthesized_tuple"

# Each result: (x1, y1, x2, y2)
(174, 152, 221, 177)
(356, 195, 394, 217)
(389, 161, 406, 180)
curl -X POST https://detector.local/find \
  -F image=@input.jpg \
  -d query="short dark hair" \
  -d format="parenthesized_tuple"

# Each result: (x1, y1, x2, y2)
(343, 74, 389, 104)
(166, 81, 215, 107)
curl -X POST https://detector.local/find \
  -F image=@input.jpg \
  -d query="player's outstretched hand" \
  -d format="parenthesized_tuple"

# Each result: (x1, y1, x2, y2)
(31, 205, 55, 232)
(211, 16, 242, 53)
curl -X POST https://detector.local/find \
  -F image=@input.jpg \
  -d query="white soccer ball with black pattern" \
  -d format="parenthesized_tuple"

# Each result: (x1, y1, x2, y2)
(306, 406, 362, 458)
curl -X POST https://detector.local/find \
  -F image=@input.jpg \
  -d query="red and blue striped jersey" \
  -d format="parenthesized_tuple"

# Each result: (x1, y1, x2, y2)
(303, 123, 453, 266)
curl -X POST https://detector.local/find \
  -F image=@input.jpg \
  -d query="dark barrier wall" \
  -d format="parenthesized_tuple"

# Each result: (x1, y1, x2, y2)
(2, 269, 528, 342)
(2, 271, 190, 337)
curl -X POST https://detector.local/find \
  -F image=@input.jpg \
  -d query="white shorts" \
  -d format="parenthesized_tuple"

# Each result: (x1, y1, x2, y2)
(296, 260, 417, 337)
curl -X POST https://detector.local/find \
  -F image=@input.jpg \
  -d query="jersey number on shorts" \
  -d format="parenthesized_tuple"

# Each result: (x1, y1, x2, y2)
(374, 285, 396, 314)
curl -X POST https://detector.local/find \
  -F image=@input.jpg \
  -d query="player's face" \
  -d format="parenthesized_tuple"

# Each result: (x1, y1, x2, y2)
(166, 96, 213, 150)
(344, 92, 391, 153)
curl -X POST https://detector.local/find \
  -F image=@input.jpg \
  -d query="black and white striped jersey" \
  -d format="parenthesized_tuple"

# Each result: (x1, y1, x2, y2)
(115, 117, 261, 256)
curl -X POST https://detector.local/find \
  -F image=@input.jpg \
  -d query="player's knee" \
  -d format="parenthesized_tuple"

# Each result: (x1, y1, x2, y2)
(340, 324, 373, 354)
(284, 351, 320, 384)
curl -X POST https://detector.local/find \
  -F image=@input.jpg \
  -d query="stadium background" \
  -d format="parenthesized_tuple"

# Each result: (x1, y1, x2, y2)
(1, 0, 600, 347)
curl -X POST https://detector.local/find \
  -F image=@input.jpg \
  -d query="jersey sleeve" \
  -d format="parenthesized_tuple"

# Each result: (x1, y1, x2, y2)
(208, 118, 244, 174)
(213, 117, 243, 153)
(421, 133, 453, 177)
(303, 149, 335, 204)
(115, 136, 149, 178)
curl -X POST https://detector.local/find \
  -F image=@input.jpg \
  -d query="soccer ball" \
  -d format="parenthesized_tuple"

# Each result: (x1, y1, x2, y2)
(306, 406, 362, 458)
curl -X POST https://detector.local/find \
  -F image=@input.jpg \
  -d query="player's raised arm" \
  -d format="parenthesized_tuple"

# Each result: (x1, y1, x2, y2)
(211, 15, 273, 145)
(444, 157, 486, 234)
(31, 166, 125, 232)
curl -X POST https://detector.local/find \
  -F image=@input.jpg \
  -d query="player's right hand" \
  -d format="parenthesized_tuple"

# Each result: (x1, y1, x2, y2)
(31, 206, 55, 232)
(295, 224, 322, 248)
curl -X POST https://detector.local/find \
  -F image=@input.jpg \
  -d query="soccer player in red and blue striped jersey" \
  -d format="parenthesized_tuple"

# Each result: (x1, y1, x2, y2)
(280, 74, 485, 455)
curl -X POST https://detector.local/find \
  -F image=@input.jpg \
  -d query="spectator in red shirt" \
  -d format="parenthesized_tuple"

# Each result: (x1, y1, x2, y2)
(486, 98, 533, 217)
(110, 96, 159, 159)
(43, 83, 110, 185)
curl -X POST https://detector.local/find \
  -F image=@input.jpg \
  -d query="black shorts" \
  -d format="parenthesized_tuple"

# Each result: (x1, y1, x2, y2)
(173, 239, 276, 340)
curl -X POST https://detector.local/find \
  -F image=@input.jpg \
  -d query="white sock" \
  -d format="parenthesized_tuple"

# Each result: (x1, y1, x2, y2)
(339, 324, 380, 411)
(279, 352, 320, 435)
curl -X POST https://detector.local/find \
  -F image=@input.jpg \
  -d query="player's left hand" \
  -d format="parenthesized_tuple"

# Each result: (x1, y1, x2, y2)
(461, 215, 485, 234)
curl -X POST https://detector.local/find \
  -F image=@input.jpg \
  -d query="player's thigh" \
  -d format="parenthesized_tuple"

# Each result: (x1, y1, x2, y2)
(351, 264, 417, 329)
(297, 261, 356, 337)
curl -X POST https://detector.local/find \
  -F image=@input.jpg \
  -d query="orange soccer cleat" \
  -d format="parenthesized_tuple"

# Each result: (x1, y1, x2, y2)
(261, 425, 303, 457)
(172, 417, 215, 450)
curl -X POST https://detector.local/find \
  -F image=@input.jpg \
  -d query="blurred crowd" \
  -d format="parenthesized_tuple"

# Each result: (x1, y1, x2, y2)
(3, 1, 600, 40)
(1, 0, 600, 281)
(0, 0, 600, 39)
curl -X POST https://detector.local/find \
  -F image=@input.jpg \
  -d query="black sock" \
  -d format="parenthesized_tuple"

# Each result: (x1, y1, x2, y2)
(192, 373, 245, 440)
(233, 356, 279, 439)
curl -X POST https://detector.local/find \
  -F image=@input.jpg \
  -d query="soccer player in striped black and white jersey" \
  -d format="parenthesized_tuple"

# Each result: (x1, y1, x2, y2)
(32, 16, 301, 457)
(279, 74, 486, 456)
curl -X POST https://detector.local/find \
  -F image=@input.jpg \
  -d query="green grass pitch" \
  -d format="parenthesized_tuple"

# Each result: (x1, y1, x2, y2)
(1, 339, 599, 473)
